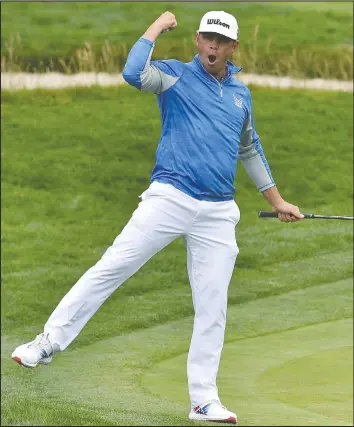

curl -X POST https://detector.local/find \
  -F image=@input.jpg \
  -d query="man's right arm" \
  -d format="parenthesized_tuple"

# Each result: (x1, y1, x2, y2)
(141, 11, 177, 43)
(122, 12, 179, 94)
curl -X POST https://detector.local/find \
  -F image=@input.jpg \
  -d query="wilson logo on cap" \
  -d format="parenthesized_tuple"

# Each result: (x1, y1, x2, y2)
(207, 19, 230, 29)
(198, 11, 239, 40)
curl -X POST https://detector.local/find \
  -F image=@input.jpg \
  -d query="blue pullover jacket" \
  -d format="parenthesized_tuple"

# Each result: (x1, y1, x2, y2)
(123, 37, 275, 201)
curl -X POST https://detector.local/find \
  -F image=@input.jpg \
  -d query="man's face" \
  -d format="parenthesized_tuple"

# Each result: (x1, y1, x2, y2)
(196, 32, 239, 75)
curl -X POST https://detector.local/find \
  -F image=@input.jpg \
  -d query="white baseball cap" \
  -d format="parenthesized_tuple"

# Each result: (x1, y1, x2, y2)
(197, 11, 238, 41)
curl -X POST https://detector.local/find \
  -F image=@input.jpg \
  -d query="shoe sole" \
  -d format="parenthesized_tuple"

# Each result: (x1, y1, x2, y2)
(189, 414, 237, 424)
(12, 356, 36, 368)
(11, 355, 52, 368)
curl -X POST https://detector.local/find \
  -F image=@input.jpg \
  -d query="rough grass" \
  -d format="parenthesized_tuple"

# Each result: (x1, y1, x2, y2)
(1, 2, 353, 79)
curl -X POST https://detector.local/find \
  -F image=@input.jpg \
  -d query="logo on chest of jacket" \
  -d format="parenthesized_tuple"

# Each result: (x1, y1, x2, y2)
(233, 94, 243, 109)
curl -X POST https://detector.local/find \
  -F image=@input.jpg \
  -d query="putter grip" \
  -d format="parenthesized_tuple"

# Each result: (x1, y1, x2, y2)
(258, 211, 278, 218)
(258, 211, 312, 219)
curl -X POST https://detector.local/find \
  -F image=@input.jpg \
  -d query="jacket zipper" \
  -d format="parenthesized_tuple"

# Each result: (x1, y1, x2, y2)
(199, 60, 225, 99)
(210, 73, 223, 98)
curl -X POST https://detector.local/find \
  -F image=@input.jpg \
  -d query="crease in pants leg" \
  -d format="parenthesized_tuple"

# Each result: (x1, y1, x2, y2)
(44, 190, 191, 353)
(184, 235, 196, 310)
(186, 201, 240, 408)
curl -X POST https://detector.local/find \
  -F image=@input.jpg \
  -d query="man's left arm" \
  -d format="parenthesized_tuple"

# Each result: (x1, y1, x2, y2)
(239, 90, 304, 223)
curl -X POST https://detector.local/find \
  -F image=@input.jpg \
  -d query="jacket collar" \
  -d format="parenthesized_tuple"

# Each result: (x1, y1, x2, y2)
(193, 54, 242, 80)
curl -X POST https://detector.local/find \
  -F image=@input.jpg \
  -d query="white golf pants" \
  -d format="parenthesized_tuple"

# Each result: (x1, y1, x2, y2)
(44, 181, 240, 406)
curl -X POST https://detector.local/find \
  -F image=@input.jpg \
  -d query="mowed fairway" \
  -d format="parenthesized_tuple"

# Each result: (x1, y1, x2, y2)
(1, 86, 353, 426)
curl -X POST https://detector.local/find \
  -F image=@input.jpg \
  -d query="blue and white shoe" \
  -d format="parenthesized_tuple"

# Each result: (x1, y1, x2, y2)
(11, 333, 53, 368)
(189, 399, 237, 424)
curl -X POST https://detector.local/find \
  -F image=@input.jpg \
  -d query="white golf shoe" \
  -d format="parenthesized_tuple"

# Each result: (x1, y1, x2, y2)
(189, 399, 237, 424)
(11, 333, 53, 368)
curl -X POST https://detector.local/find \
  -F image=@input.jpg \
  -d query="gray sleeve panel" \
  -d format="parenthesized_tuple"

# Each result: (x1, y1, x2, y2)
(239, 115, 275, 191)
(241, 156, 276, 191)
(140, 51, 180, 94)
(238, 115, 256, 160)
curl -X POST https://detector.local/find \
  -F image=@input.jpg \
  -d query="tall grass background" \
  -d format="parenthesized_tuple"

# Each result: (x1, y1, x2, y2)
(2, 28, 353, 80)
(1, 1, 353, 80)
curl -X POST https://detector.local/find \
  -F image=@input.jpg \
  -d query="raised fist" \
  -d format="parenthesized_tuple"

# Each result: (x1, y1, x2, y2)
(153, 11, 177, 33)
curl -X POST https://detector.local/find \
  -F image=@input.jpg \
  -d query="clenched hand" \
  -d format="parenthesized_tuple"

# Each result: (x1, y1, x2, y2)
(142, 12, 177, 42)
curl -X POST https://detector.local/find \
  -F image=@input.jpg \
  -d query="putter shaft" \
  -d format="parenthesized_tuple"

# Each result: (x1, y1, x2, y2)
(258, 211, 353, 220)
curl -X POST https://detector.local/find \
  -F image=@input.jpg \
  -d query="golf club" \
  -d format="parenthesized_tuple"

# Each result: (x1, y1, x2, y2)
(258, 211, 354, 220)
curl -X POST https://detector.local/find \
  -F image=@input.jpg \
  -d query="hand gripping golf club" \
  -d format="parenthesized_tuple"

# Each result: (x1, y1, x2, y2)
(258, 211, 354, 221)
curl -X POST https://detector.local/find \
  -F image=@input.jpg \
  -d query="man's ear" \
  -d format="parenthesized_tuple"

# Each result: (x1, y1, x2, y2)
(232, 40, 239, 52)
(196, 32, 203, 48)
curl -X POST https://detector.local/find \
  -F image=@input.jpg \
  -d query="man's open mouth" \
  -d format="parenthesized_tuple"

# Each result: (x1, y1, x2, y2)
(207, 54, 217, 65)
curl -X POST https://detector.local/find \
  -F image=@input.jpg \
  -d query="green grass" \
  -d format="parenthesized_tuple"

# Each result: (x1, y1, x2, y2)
(143, 281, 353, 426)
(1, 86, 353, 425)
(268, 1, 353, 12)
(1, 2, 353, 79)
(3, 281, 353, 426)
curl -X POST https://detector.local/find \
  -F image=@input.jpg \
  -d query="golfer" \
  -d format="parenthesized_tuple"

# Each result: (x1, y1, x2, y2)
(12, 11, 304, 424)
